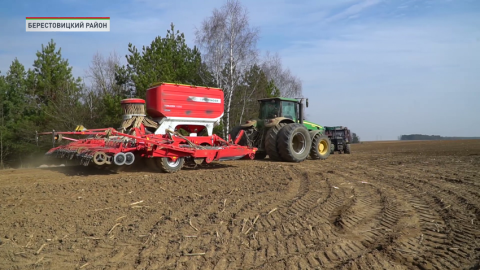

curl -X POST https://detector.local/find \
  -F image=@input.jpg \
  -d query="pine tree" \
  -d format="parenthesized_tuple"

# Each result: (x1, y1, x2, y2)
(0, 59, 35, 167)
(28, 39, 84, 131)
(0, 73, 7, 168)
(116, 23, 214, 99)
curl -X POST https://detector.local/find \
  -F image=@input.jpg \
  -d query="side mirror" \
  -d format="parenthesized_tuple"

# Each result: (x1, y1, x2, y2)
(306, 99, 309, 108)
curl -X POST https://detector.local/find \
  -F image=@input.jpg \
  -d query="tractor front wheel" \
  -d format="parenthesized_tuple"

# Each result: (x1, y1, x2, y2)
(277, 124, 312, 162)
(345, 144, 351, 154)
(310, 134, 331, 160)
(157, 157, 185, 173)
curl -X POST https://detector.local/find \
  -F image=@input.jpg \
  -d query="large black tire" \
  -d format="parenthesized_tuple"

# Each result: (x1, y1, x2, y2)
(345, 144, 351, 154)
(310, 134, 331, 160)
(157, 157, 185, 173)
(277, 123, 312, 162)
(265, 123, 288, 161)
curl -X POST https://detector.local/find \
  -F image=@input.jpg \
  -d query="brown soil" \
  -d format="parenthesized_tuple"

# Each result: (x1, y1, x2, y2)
(0, 140, 479, 270)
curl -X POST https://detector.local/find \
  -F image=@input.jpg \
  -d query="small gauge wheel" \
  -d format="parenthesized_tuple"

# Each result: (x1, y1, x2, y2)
(93, 151, 107, 165)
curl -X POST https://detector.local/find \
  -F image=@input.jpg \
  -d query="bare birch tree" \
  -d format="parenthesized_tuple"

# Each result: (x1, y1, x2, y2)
(85, 51, 125, 97)
(261, 52, 303, 98)
(83, 51, 128, 126)
(195, 0, 259, 137)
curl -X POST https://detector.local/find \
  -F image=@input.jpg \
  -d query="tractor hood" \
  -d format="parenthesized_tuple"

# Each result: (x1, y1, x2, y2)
(303, 120, 325, 132)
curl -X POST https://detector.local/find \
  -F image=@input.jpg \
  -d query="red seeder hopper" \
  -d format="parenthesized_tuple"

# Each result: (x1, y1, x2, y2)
(36, 83, 256, 173)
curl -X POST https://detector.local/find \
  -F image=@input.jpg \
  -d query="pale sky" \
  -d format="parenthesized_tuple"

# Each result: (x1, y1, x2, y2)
(1, 0, 479, 141)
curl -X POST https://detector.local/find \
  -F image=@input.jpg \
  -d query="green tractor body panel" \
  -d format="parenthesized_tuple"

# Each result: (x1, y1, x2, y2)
(303, 120, 325, 133)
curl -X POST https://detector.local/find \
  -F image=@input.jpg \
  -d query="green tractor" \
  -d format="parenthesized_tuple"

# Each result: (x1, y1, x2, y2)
(229, 97, 331, 162)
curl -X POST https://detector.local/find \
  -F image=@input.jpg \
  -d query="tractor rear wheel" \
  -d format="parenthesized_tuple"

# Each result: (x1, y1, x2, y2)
(345, 144, 351, 154)
(157, 157, 185, 173)
(277, 123, 312, 162)
(265, 123, 287, 161)
(310, 134, 331, 160)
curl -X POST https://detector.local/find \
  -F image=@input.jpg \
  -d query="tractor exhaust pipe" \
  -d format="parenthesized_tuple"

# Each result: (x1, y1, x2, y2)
(299, 100, 304, 125)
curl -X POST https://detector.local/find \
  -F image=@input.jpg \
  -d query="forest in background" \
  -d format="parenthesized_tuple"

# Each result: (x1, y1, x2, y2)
(399, 134, 480, 140)
(0, 0, 306, 168)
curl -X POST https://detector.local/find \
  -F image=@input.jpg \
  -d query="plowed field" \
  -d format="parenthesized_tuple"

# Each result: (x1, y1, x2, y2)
(1, 140, 479, 270)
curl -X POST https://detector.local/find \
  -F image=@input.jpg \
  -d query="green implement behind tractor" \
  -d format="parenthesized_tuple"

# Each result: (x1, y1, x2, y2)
(229, 97, 331, 162)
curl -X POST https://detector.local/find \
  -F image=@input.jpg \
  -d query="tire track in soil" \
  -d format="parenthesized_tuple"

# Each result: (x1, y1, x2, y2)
(133, 165, 306, 270)
(133, 166, 329, 270)
(385, 165, 479, 263)
(201, 166, 323, 269)
(2, 141, 479, 270)
(243, 170, 337, 269)
(207, 166, 409, 269)
(235, 169, 342, 268)
(266, 169, 410, 269)
(349, 163, 479, 269)
(329, 169, 416, 269)
(380, 160, 480, 205)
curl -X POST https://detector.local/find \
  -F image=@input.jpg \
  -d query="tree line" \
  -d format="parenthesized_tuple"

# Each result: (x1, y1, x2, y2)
(399, 134, 480, 141)
(0, 0, 302, 168)
(352, 133, 360, 143)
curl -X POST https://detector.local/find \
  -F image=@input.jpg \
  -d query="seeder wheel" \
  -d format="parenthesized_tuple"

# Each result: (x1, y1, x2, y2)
(125, 152, 135, 165)
(114, 153, 126, 165)
(93, 151, 107, 165)
(157, 157, 185, 173)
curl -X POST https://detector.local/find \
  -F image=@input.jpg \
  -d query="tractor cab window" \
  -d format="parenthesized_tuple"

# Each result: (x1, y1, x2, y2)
(281, 101, 297, 121)
(259, 100, 281, 119)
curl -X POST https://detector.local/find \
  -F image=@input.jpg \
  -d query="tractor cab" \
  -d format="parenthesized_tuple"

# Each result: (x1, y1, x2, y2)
(258, 97, 305, 122)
